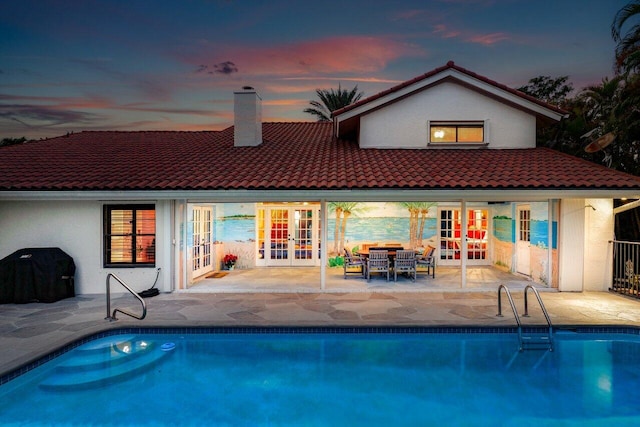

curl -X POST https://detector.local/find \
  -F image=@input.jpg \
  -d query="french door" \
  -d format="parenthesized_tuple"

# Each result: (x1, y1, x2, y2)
(438, 208, 489, 266)
(516, 206, 531, 275)
(258, 205, 319, 266)
(191, 206, 213, 277)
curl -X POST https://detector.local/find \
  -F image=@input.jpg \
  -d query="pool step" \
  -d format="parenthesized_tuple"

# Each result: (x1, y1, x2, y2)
(57, 339, 156, 372)
(40, 337, 173, 391)
(521, 333, 553, 351)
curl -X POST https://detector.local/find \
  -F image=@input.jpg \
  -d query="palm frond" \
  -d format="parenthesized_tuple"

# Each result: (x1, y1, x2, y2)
(304, 84, 364, 122)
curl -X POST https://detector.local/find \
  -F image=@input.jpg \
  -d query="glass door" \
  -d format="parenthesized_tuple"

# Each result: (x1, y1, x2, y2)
(259, 205, 319, 266)
(292, 208, 315, 266)
(268, 208, 291, 266)
(516, 206, 531, 275)
(439, 208, 489, 266)
(191, 206, 213, 277)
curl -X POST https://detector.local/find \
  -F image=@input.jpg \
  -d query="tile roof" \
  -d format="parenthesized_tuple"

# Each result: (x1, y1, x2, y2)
(1, 122, 639, 192)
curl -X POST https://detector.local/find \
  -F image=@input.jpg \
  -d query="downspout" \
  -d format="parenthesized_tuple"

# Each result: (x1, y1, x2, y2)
(461, 200, 467, 289)
(182, 201, 189, 291)
(547, 200, 553, 288)
(320, 199, 327, 290)
(169, 199, 176, 292)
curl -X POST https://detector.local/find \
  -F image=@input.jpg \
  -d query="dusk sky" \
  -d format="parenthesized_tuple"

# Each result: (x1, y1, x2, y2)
(0, 0, 629, 140)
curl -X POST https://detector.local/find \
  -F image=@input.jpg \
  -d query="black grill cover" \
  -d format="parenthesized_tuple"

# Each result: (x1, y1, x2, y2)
(0, 248, 75, 304)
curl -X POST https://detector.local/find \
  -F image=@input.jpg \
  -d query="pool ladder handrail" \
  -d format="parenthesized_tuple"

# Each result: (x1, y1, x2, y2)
(497, 284, 553, 352)
(523, 285, 553, 351)
(105, 273, 147, 321)
(497, 284, 523, 350)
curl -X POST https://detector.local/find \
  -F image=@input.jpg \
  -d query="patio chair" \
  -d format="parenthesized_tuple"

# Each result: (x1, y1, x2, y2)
(367, 250, 390, 282)
(343, 248, 365, 279)
(416, 246, 436, 279)
(394, 250, 416, 282)
(360, 243, 378, 252)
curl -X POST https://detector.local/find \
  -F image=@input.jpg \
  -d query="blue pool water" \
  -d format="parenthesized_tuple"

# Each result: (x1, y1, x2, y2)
(2, 329, 640, 426)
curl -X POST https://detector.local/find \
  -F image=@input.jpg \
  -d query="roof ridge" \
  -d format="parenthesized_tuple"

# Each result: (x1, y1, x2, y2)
(332, 61, 568, 117)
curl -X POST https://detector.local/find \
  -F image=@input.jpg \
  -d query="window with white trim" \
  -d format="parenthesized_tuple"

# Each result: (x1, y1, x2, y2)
(104, 204, 156, 267)
(429, 121, 484, 144)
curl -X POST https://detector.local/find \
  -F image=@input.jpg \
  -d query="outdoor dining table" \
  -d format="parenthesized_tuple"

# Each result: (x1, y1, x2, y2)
(357, 247, 415, 279)
(357, 246, 406, 258)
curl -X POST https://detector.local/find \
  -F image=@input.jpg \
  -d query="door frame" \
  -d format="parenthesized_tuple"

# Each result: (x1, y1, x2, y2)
(516, 204, 531, 276)
(437, 206, 490, 267)
(189, 205, 214, 278)
(257, 203, 321, 267)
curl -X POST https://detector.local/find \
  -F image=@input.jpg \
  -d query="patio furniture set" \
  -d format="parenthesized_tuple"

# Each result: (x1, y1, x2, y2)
(343, 245, 436, 282)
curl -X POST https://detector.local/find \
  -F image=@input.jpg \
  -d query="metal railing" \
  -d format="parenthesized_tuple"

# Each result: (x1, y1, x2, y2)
(497, 284, 523, 350)
(611, 240, 640, 298)
(498, 284, 553, 352)
(105, 273, 147, 321)
(523, 285, 553, 351)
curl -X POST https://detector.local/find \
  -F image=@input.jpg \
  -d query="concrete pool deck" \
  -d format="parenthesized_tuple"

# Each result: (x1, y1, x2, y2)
(2, 290, 640, 377)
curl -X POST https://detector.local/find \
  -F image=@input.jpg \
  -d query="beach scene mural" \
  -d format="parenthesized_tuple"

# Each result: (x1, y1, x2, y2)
(214, 202, 438, 250)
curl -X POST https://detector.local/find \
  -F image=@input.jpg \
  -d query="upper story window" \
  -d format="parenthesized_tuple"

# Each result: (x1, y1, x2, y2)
(429, 121, 484, 144)
(104, 204, 156, 267)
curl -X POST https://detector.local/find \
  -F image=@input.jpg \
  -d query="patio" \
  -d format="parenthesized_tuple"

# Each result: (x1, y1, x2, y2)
(185, 265, 539, 293)
(2, 289, 640, 378)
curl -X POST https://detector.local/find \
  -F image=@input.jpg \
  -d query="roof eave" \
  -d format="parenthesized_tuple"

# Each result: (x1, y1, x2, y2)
(1, 188, 638, 203)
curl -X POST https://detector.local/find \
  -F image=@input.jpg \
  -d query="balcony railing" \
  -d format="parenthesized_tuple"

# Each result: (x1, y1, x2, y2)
(611, 240, 640, 298)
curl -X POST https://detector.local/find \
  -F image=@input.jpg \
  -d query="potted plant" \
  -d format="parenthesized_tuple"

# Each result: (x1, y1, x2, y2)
(223, 253, 238, 270)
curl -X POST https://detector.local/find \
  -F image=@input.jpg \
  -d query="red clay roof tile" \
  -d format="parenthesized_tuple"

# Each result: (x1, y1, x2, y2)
(0, 123, 639, 192)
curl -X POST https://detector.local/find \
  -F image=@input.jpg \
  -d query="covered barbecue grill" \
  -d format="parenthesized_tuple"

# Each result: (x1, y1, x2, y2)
(0, 248, 75, 304)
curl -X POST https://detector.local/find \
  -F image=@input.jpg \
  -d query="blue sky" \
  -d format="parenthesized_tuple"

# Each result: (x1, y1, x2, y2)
(0, 0, 629, 139)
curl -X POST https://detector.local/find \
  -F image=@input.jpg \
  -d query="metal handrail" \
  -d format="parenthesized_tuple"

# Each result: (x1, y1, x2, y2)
(497, 284, 523, 350)
(105, 273, 147, 321)
(523, 285, 553, 351)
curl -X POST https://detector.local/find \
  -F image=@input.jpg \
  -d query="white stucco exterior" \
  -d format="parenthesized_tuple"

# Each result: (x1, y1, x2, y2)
(0, 65, 635, 298)
(0, 200, 173, 295)
(558, 198, 613, 292)
(583, 198, 614, 291)
(359, 82, 537, 149)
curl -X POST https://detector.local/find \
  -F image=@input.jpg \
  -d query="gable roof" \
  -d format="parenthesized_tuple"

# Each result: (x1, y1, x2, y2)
(1, 122, 639, 201)
(332, 61, 568, 139)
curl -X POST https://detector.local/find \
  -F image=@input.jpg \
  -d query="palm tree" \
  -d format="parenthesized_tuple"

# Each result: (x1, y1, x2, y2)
(612, 1, 640, 73)
(579, 76, 624, 134)
(399, 202, 435, 248)
(304, 85, 364, 122)
(329, 202, 362, 255)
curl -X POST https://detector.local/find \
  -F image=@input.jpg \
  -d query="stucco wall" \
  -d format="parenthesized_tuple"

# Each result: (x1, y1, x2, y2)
(584, 198, 614, 291)
(359, 82, 537, 149)
(0, 200, 171, 295)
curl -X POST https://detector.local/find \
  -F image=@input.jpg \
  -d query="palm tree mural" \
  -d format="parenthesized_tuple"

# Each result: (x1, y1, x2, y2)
(330, 204, 343, 254)
(612, 1, 640, 74)
(399, 202, 436, 248)
(329, 202, 361, 255)
(304, 85, 364, 122)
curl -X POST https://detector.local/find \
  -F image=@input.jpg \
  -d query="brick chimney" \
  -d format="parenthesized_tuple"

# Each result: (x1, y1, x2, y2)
(234, 86, 262, 146)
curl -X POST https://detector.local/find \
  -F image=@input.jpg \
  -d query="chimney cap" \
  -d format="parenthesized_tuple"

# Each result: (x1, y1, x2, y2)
(242, 86, 254, 90)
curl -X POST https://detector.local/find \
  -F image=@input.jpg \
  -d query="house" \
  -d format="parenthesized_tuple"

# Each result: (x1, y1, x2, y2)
(1, 61, 639, 296)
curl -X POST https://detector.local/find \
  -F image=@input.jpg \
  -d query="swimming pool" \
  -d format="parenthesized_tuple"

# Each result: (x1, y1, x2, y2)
(1, 327, 640, 426)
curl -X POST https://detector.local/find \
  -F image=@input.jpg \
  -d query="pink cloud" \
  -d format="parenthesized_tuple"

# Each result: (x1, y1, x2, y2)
(183, 35, 426, 77)
(433, 24, 461, 39)
(430, 22, 511, 46)
(466, 32, 510, 46)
